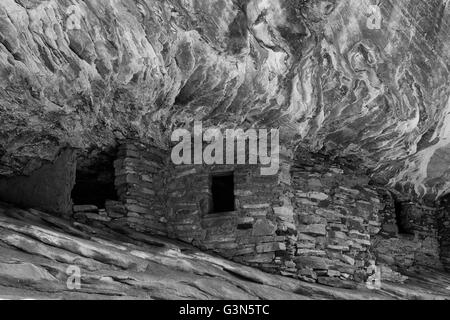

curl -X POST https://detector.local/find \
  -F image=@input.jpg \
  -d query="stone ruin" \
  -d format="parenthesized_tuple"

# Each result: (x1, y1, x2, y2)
(1, 0, 450, 300)
(0, 140, 448, 289)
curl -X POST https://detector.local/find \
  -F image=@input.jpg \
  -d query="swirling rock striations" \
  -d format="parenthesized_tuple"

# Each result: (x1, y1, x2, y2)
(0, 0, 449, 200)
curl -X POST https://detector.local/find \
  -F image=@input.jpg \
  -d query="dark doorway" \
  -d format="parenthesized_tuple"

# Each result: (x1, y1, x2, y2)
(394, 200, 413, 235)
(71, 149, 118, 208)
(211, 172, 235, 213)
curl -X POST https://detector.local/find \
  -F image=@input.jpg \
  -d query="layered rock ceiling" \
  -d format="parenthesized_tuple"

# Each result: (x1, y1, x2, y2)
(0, 0, 449, 200)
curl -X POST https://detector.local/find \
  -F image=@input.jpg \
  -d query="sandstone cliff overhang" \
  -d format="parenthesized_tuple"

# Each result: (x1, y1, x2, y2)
(0, 0, 449, 200)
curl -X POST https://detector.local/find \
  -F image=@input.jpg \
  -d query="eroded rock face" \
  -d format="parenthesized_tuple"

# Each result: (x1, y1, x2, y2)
(0, 0, 449, 199)
(0, 148, 76, 215)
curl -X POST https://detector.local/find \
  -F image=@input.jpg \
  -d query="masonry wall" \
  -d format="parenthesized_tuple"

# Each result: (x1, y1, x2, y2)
(113, 141, 168, 236)
(110, 141, 445, 286)
(111, 140, 296, 274)
(166, 161, 294, 274)
(437, 195, 450, 271)
(373, 197, 443, 272)
(290, 152, 384, 284)
(289, 151, 443, 284)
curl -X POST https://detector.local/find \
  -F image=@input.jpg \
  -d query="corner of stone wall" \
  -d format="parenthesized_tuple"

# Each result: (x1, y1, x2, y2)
(113, 141, 170, 236)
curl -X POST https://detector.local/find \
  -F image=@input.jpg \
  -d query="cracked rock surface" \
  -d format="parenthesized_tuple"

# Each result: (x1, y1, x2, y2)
(0, 0, 449, 200)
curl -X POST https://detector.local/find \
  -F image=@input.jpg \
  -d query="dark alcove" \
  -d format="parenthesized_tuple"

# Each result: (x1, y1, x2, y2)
(394, 200, 414, 235)
(211, 172, 235, 213)
(71, 149, 118, 208)
(0, 149, 76, 216)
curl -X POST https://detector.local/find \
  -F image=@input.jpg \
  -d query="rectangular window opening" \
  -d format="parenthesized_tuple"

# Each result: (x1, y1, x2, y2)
(211, 172, 235, 213)
(394, 200, 414, 235)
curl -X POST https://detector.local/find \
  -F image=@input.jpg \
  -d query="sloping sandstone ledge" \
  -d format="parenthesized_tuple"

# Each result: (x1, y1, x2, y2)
(0, 201, 449, 300)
